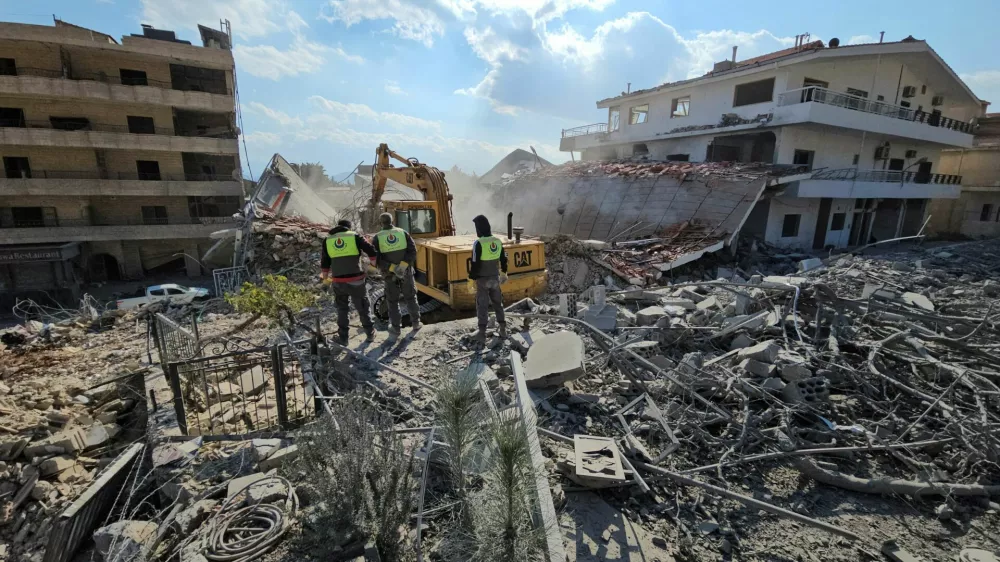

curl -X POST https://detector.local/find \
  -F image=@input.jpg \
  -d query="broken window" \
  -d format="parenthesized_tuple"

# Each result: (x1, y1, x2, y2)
(666, 154, 690, 161)
(671, 96, 690, 118)
(733, 78, 775, 107)
(141, 205, 168, 225)
(793, 149, 815, 171)
(127, 116, 156, 134)
(8, 206, 55, 228)
(629, 104, 648, 125)
(0, 58, 16, 76)
(49, 117, 91, 131)
(0, 107, 26, 128)
(632, 143, 649, 156)
(119, 68, 149, 86)
(830, 213, 846, 231)
(3, 157, 30, 179)
(981, 204, 993, 222)
(136, 160, 161, 181)
(781, 214, 801, 238)
(609, 107, 620, 132)
(188, 195, 240, 217)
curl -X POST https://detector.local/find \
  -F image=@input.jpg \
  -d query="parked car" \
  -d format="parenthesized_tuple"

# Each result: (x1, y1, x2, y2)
(115, 284, 210, 310)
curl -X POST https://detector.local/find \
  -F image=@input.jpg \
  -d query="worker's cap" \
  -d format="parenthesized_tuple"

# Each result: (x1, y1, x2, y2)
(379, 213, 393, 227)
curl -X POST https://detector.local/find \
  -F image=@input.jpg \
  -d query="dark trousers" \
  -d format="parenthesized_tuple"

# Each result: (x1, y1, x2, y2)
(475, 275, 505, 332)
(385, 268, 420, 329)
(332, 280, 373, 339)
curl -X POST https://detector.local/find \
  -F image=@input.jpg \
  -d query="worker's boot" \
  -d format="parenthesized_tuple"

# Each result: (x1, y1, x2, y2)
(387, 325, 401, 340)
(410, 320, 422, 334)
(473, 329, 487, 348)
(365, 327, 376, 342)
(335, 333, 348, 346)
(498, 322, 508, 339)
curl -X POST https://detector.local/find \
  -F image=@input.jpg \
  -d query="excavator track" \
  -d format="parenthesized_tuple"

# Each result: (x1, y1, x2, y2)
(369, 281, 443, 322)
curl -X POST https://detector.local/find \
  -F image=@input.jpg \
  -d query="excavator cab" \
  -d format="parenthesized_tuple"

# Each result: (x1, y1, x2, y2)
(384, 200, 440, 239)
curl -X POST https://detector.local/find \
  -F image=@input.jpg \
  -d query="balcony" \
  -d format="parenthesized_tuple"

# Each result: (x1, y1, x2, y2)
(0, 216, 237, 244)
(0, 170, 240, 197)
(791, 167, 963, 199)
(0, 119, 238, 154)
(560, 122, 610, 151)
(775, 86, 975, 147)
(0, 68, 233, 112)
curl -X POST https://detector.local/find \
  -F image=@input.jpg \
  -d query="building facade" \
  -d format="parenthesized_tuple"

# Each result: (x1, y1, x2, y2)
(0, 20, 242, 306)
(560, 36, 986, 250)
(926, 114, 1000, 238)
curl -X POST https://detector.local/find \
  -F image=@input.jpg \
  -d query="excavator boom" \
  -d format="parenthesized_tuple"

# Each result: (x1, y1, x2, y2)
(371, 143, 455, 236)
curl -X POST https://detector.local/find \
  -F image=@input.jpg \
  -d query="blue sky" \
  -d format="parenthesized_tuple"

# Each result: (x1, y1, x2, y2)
(5, 0, 1000, 178)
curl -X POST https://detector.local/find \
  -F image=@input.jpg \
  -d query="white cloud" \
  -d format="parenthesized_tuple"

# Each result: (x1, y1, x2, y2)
(243, 131, 282, 145)
(235, 39, 330, 80)
(960, 70, 1000, 105)
(309, 96, 443, 131)
(140, 0, 283, 39)
(385, 80, 407, 95)
(847, 35, 876, 45)
(246, 102, 303, 127)
(321, 0, 447, 47)
(464, 26, 527, 64)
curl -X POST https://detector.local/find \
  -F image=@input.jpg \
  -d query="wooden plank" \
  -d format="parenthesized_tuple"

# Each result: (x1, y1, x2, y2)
(510, 351, 566, 562)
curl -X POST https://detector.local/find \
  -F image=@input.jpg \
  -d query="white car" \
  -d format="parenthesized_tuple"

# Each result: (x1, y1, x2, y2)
(116, 284, 210, 310)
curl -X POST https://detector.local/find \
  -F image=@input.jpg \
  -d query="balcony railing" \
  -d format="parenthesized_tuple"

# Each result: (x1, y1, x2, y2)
(0, 119, 237, 139)
(1, 170, 236, 181)
(0, 216, 236, 228)
(811, 168, 963, 185)
(778, 86, 974, 134)
(562, 122, 609, 138)
(2, 66, 231, 95)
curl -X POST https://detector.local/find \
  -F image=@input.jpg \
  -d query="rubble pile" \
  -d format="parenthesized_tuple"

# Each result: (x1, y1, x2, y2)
(501, 239, 1000, 560)
(540, 234, 621, 295)
(249, 211, 330, 275)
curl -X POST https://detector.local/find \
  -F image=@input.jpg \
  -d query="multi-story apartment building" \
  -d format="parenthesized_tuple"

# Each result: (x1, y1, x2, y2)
(0, 20, 242, 306)
(560, 35, 986, 250)
(927, 114, 1000, 238)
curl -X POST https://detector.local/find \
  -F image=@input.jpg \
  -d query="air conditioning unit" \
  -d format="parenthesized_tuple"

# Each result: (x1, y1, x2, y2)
(931, 95, 944, 106)
(905, 150, 918, 158)
(874, 144, 891, 160)
(902, 86, 917, 98)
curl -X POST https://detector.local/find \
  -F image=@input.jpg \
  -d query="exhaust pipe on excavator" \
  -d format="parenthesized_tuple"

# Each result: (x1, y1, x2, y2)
(507, 212, 513, 241)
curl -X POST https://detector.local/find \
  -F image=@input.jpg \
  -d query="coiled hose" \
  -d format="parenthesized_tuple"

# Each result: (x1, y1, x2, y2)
(202, 476, 298, 562)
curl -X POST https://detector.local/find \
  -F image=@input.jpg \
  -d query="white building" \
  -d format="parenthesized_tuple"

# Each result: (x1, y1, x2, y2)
(559, 35, 987, 250)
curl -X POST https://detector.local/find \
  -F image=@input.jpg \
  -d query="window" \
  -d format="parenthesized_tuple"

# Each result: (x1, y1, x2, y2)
(632, 143, 649, 156)
(877, 95, 885, 101)
(793, 149, 815, 171)
(141, 205, 168, 225)
(119, 68, 148, 86)
(852, 154, 860, 165)
(9, 206, 55, 228)
(148, 288, 165, 296)
(395, 208, 436, 235)
(781, 214, 801, 238)
(166, 287, 186, 295)
(49, 117, 90, 131)
(609, 107, 620, 132)
(629, 104, 648, 125)
(136, 160, 161, 181)
(733, 78, 775, 107)
(0, 58, 16, 76)
(981, 204, 993, 222)
(3, 156, 30, 179)
(188, 195, 240, 217)
(0, 107, 25, 128)
(846, 87, 869, 98)
(667, 154, 690, 162)
(921, 84, 927, 95)
(127, 115, 156, 134)
(900, 101, 911, 108)
(830, 213, 846, 231)
(671, 96, 690, 118)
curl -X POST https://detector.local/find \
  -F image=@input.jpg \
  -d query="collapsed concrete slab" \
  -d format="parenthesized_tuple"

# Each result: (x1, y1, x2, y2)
(524, 331, 587, 388)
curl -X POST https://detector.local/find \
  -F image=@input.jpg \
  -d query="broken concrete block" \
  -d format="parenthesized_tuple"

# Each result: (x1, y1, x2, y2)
(582, 304, 617, 332)
(660, 298, 696, 310)
(780, 364, 812, 382)
(636, 306, 666, 326)
(761, 378, 786, 392)
(239, 366, 269, 396)
(737, 340, 780, 364)
(695, 296, 719, 311)
(662, 305, 688, 317)
(782, 377, 831, 405)
(573, 435, 625, 488)
(729, 334, 753, 350)
(571, 261, 590, 289)
(40, 455, 87, 482)
(24, 427, 87, 459)
(94, 520, 158, 561)
(902, 292, 934, 311)
(84, 423, 111, 449)
(625, 341, 660, 359)
(259, 444, 298, 472)
(798, 257, 824, 272)
(30, 479, 56, 502)
(984, 280, 1000, 297)
(524, 331, 586, 388)
(739, 358, 775, 378)
(252, 439, 283, 463)
(228, 473, 267, 500)
(175, 499, 218, 534)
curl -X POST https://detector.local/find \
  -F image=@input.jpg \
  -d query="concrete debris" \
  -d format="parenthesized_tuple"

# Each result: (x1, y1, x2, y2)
(524, 331, 587, 387)
(93, 520, 158, 562)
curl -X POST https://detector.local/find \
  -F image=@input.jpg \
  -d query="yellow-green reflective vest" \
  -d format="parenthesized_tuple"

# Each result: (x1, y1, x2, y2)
(377, 227, 407, 264)
(477, 236, 502, 276)
(325, 231, 362, 276)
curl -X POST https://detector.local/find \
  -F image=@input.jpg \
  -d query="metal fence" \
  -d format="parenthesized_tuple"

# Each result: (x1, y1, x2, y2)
(166, 340, 317, 436)
(43, 443, 145, 562)
(152, 313, 200, 365)
(213, 266, 249, 296)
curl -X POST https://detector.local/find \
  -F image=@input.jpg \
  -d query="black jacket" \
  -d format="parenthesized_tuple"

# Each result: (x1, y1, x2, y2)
(373, 228, 417, 268)
(469, 215, 508, 279)
(320, 225, 377, 278)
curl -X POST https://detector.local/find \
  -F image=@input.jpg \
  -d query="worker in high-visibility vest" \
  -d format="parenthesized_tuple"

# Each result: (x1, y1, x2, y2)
(373, 212, 420, 338)
(320, 219, 377, 345)
(468, 214, 508, 346)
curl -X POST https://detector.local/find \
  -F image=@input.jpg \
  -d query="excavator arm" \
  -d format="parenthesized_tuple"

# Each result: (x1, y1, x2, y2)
(371, 143, 455, 236)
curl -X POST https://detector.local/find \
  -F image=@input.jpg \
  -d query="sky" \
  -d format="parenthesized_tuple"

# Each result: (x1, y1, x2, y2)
(3, 0, 1000, 179)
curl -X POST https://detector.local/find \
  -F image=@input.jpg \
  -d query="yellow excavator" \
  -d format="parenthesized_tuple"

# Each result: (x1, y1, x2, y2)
(368, 143, 547, 313)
